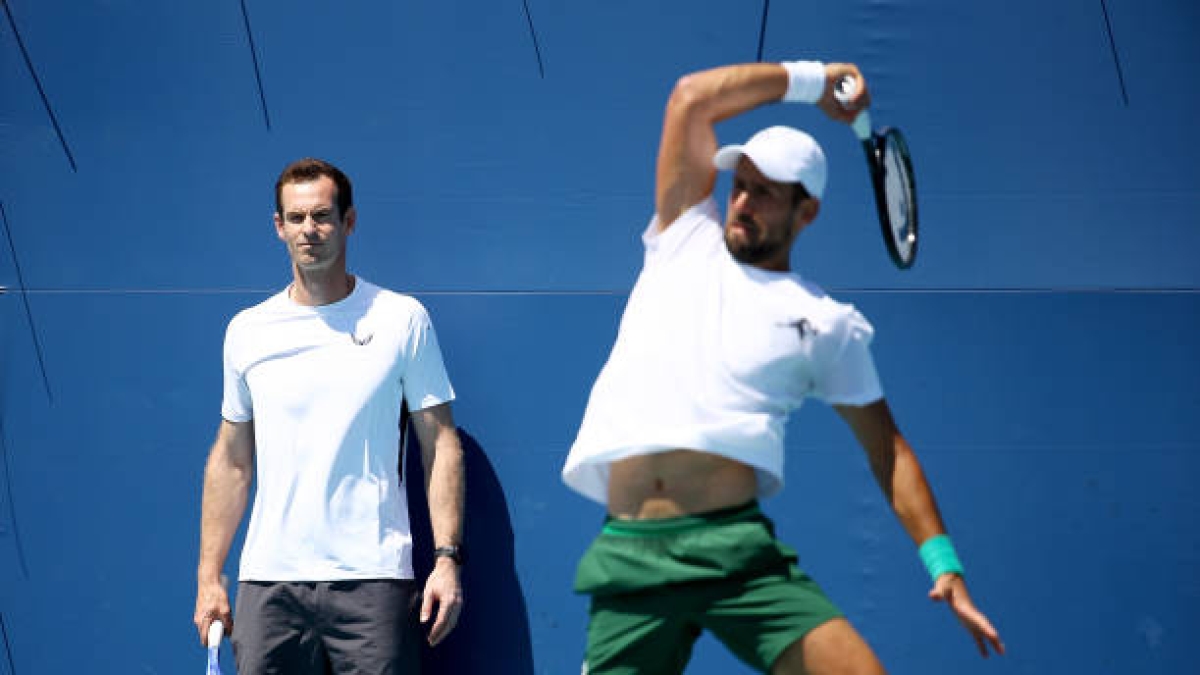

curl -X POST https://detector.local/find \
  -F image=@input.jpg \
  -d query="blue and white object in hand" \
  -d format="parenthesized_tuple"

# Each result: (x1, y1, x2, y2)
(206, 620, 224, 675)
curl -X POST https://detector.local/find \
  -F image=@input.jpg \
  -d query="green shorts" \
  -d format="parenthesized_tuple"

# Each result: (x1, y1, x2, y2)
(574, 501, 842, 674)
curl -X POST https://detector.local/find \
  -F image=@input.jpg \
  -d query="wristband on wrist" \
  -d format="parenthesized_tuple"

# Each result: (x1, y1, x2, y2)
(780, 60, 826, 103)
(918, 534, 964, 581)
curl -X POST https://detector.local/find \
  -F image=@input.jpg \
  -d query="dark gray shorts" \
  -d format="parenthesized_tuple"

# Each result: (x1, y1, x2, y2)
(232, 579, 422, 675)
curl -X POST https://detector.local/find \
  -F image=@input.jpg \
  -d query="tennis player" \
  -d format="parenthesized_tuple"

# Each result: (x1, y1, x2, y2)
(194, 158, 466, 673)
(563, 60, 1004, 673)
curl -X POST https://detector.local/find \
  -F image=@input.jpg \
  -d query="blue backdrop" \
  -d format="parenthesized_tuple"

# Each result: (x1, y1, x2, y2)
(2, 1, 1198, 673)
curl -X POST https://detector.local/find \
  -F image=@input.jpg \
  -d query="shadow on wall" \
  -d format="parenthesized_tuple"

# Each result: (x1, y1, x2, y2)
(406, 428, 534, 674)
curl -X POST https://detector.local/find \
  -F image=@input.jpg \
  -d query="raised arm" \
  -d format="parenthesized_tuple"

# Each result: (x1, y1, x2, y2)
(655, 61, 868, 228)
(835, 399, 1005, 657)
(410, 401, 465, 646)
(194, 419, 255, 645)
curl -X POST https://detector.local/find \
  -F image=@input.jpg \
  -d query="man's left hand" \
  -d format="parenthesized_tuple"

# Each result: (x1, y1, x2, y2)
(421, 558, 463, 646)
(929, 573, 1006, 657)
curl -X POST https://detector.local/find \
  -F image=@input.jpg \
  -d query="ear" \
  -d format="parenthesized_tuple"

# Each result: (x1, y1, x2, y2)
(791, 197, 820, 235)
(343, 206, 357, 235)
(273, 212, 286, 241)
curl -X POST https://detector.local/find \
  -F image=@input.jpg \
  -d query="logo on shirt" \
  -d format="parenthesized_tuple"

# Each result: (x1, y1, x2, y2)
(351, 332, 374, 346)
(782, 318, 818, 341)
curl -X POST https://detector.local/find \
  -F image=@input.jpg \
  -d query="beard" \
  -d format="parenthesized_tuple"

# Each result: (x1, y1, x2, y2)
(724, 214, 791, 266)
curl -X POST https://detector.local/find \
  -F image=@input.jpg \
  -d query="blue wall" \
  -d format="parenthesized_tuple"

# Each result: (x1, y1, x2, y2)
(2, 1, 1198, 673)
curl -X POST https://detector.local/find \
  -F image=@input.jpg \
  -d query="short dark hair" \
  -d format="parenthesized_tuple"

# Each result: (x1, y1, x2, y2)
(790, 182, 812, 208)
(274, 158, 353, 218)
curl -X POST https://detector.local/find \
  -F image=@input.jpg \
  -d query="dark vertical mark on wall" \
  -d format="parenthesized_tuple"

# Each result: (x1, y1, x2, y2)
(239, 0, 273, 129)
(521, 0, 545, 78)
(0, 424, 30, 579)
(1, 0, 77, 171)
(0, 611, 15, 673)
(0, 203, 52, 405)
(1098, 0, 1129, 105)
(756, 0, 771, 62)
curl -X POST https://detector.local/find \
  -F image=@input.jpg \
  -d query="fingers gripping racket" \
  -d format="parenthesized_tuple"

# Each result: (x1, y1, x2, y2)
(834, 76, 919, 269)
(206, 620, 225, 675)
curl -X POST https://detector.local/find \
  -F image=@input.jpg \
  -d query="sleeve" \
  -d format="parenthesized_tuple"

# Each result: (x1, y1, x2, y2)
(220, 318, 253, 422)
(401, 302, 456, 411)
(641, 197, 722, 267)
(810, 308, 884, 406)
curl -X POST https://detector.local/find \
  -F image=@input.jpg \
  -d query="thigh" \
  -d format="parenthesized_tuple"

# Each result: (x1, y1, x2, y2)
(320, 580, 422, 675)
(233, 582, 328, 675)
(584, 591, 701, 675)
(771, 618, 886, 675)
(703, 568, 843, 673)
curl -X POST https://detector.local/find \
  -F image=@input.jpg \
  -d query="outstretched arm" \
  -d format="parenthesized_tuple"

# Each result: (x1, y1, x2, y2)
(194, 419, 254, 645)
(655, 61, 868, 228)
(411, 402, 465, 646)
(835, 399, 1006, 657)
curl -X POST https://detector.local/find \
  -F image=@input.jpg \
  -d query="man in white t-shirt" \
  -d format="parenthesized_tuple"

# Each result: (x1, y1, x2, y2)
(193, 158, 466, 673)
(563, 61, 1004, 673)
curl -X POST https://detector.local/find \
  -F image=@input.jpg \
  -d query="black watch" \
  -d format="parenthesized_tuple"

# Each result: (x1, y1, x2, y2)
(433, 545, 465, 565)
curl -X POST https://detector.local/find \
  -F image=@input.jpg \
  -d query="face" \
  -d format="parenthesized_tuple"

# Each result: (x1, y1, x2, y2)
(724, 157, 818, 271)
(274, 176, 356, 273)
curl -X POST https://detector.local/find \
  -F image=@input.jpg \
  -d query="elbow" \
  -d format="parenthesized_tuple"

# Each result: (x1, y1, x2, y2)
(667, 73, 711, 120)
(424, 436, 465, 470)
(229, 460, 255, 487)
(207, 450, 254, 487)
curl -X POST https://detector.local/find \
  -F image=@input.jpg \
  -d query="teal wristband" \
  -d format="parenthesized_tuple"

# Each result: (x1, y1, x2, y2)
(918, 534, 964, 581)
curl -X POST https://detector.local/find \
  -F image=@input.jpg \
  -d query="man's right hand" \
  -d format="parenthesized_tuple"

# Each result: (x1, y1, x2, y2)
(817, 63, 871, 124)
(194, 577, 233, 646)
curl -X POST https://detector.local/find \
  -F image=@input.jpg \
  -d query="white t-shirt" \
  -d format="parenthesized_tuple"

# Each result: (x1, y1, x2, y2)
(562, 198, 883, 505)
(221, 278, 455, 581)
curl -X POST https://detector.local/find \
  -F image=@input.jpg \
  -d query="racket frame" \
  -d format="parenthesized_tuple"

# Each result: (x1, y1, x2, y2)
(861, 126, 919, 269)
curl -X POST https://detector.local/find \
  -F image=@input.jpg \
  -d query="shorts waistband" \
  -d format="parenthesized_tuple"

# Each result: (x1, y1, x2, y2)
(602, 500, 762, 537)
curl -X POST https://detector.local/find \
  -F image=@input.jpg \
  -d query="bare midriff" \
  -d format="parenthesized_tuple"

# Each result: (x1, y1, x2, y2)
(607, 449, 758, 520)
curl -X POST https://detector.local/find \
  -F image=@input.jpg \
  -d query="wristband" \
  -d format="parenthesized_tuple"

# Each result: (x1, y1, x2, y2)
(780, 60, 826, 103)
(918, 534, 964, 581)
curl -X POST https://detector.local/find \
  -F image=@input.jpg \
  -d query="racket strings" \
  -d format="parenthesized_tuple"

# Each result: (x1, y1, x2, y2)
(878, 129, 918, 265)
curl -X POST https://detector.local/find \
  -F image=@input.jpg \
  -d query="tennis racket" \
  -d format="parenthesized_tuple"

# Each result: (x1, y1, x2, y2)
(834, 75, 919, 269)
(206, 620, 224, 675)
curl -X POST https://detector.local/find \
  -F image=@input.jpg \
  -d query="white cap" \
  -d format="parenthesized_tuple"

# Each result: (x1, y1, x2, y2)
(713, 126, 827, 199)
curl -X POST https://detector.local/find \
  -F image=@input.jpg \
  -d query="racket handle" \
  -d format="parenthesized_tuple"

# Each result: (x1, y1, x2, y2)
(208, 619, 225, 648)
(833, 75, 873, 141)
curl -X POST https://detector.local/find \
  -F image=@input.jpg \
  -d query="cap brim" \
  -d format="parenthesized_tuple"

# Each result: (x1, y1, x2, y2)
(713, 144, 745, 171)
